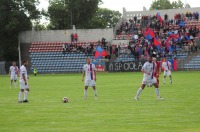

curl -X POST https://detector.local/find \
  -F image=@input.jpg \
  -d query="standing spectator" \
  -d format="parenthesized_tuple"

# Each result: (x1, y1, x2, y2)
(70, 33, 74, 42)
(74, 33, 78, 42)
(194, 37, 198, 52)
(101, 38, 106, 47)
(189, 40, 194, 52)
(196, 12, 199, 21)
(134, 15, 137, 24)
(194, 42, 198, 52)
(164, 14, 168, 21)
(109, 45, 112, 55)
(115, 45, 119, 57)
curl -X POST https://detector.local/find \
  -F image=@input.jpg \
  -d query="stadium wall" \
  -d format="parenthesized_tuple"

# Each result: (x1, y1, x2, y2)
(19, 29, 114, 43)
(123, 7, 200, 20)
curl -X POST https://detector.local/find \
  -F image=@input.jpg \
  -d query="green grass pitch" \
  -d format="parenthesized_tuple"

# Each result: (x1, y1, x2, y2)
(0, 71, 200, 132)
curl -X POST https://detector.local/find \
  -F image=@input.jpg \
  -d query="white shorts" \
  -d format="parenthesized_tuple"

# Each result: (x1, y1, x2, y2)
(10, 75, 18, 81)
(85, 80, 96, 87)
(20, 80, 29, 89)
(142, 78, 157, 85)
(164, 70, 171, 76)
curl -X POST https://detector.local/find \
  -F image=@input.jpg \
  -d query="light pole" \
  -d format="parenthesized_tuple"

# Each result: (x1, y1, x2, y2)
(67, 0, 73, 29)
(70, 6, 73, 29)
(18, 36, 21, 67)
(185, 0, 187, 8)
(182, 0, 187, 8)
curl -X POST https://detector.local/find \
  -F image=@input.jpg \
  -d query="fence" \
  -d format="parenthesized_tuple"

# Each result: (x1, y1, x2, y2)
(0, 62, 6, 75)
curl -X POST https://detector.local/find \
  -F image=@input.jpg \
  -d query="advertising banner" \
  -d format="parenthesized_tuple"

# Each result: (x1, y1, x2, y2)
(107, 61, 145, 72)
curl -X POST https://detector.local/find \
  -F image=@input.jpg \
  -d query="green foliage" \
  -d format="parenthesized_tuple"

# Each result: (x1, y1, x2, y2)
(150, 0, 172, 10)
(87, 8, 122, 29)
(185, 3, 191, 8)
(46, 1, 120, 29)
(0, 72, 200, 131)
(150, 0, 190, 10)
(34, 21, 47, 31)
(171, 0, 184, 9)
(0, 0, 40, 61)
(47, 0, 101, 29)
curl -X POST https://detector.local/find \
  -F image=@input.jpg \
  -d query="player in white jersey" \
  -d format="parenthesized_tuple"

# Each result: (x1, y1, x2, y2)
(162, 57, 173, 84)
(134, 56, 164, 100)
(18, 60, 29, 103)
(82, 58, 97, 99)
(9, 61, 19, 88)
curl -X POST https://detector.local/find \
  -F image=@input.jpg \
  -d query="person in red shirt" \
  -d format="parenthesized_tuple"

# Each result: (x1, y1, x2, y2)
(153, 58, 161, 86)
(74, 33, 78, 42)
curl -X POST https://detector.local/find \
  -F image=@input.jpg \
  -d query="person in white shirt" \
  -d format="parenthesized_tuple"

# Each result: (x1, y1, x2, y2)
(82, 58, 97, 99)
(134, 56, 164, 100)
(9, 61, 19, 88)
(18, 60, 29, 103)
(162, 57, 173, 84)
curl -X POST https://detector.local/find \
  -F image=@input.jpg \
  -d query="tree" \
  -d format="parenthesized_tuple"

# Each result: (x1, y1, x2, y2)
(185, 3, 191, 8)
(46, 0, 101, 29)
(87, 8, 122, 29)
(34, 21, 47, 31)
(150, 0, 172, 10)
(171, 0, 184, 9)
(0, 0, 40, 61)
(150, 0, 190, 10)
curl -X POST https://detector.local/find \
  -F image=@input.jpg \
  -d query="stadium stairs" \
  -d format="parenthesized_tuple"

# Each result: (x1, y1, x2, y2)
(178, 50, 200, 70)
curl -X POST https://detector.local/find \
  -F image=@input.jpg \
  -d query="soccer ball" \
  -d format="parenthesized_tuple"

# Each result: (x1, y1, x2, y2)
(63, 97, 68, 103)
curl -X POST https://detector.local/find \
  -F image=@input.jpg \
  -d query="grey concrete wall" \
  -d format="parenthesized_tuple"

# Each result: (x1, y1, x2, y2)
(112, 40, 129, 45)
(20, 29, 114, 43)
(124, 7, 200, 20)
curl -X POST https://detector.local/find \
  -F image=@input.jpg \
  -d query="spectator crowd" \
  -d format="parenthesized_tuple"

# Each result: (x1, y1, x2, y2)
(114, 11, 200, 60)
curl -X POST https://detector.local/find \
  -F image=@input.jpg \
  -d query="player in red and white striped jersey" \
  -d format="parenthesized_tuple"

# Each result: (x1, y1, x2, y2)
(82, 58, 97, 99)
(162, 57, 173, 84)
(134, 56, 164, 100)
(9, 61, 19, 88)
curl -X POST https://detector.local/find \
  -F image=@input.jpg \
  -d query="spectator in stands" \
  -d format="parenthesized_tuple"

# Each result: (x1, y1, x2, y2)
(114, 12, 200, 61)
(140, 55, 146, 61)
(101, 38, 106, 47)
(194, 37, 200, 51)
(115, 46, 119, 57)
(195, 12, 199, 21)
(109, 45, 112, 55)
(134, 15, 137, 24)
(164, 14, 168, 21)
(194, 41, 198, 52)
(66, 43, 71, 52)
(93, 46, 96, 56)
(74, 33, 78, 42)
(97, 40, 101, 46)
(184, 43, 189, 52)
(189, 12, 192, 20)
(62, 43, 67, 54)
(70, 33, 74, 42)
(85, 44, 93, 55)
